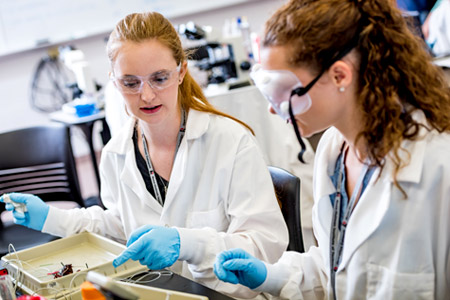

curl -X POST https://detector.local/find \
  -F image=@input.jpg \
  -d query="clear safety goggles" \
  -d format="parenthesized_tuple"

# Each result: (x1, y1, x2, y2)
(250, 64, 314, 120)
(111, 64, 181, 94)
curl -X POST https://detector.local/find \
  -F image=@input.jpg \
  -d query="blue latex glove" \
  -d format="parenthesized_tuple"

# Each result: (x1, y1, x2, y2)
(113, 225, 180, 270)
(214, 248, 267, 290)
(0, 192, 49, 231)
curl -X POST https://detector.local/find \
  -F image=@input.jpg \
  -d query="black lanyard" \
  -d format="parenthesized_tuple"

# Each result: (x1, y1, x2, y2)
(141, 109, 186, 206)
(329, 145, 369, 299)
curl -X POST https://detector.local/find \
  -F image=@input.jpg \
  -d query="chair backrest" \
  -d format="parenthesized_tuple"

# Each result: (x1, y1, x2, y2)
(0, 123, 85, 213)
(268, 166, 304, 253)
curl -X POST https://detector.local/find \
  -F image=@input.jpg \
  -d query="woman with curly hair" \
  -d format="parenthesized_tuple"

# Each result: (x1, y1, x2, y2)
(214, 0, 450, 298)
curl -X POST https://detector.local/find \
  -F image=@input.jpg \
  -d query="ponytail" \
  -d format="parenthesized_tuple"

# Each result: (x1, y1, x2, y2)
(355, 0, 450, 190)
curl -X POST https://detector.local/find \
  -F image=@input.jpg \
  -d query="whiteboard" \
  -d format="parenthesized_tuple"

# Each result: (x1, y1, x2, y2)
(0, 0, 255, 56)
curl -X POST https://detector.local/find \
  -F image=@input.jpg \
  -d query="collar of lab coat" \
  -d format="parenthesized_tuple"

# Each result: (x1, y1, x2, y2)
(105, 108, 209, 155)
(314, 110, 429, 271)
(103, 109, 210, 215)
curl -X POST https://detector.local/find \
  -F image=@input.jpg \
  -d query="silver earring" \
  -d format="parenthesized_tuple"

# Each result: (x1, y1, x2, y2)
(339, 87, 345, 92)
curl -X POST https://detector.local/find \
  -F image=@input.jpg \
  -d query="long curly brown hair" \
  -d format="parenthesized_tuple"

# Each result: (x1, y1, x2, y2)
(106, 12, 254, 134)
(264, 0, 450, 193)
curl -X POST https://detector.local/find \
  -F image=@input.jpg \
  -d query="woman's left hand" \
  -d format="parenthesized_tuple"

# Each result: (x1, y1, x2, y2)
(113, 225, 180, 270)
(214, 248, 267, 289)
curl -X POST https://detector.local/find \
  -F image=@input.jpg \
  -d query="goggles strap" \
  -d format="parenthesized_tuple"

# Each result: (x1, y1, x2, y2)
(288, 98, 307, 163)
(286, 33, 361, 164)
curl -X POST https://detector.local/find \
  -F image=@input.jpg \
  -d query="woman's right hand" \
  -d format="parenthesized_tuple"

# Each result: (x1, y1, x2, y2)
(214, 248, 267, 290)
(0, 192, 49, 231)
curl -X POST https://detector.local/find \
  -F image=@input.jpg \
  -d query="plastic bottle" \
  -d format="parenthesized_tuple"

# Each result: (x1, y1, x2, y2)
(238, 16, 254, 64)
(251, 32, 261, 63)
(230, 17, 240, 37)
(222, 18, 231, 39)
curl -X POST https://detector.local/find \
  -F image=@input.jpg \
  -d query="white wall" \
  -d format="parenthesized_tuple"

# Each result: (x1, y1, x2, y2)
(0, 0, 285, 156)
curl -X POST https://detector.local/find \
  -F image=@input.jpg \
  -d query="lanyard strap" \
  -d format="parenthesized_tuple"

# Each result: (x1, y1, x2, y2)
(141, 109, 186, 206)
(329, 146, 369, 299)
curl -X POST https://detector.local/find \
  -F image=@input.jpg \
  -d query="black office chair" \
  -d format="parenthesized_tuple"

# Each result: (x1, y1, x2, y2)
(268, 166, 304, 253)
(0, 123, 86, 256)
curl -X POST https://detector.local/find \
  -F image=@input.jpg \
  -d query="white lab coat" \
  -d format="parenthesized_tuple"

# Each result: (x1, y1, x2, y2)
(208, 86, 316, 250)
(43, 109, 289, 299)
(257, 112, 450, 299)
(427, 0, 450, 57)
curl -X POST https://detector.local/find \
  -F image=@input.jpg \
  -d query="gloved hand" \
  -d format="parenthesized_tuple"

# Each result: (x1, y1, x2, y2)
(0, 193, 49, 231)
(113, 225, 180, 270)
(214, 248, 267, 290)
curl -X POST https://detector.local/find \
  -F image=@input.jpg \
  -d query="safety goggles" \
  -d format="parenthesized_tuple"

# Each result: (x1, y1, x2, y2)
(111, 64, 181, 94)
(250, 65, 317, 120)
(252, 38, 359, 163)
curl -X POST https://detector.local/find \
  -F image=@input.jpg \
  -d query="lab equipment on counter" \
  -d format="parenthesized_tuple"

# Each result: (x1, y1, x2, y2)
(59, 47, 103, 118)
(29, 46, 102, 118)
(179, 19, 254, 87)
(185, 42, 238, 85)
(61, 99, 99, 118)
(29, 47, 75, 113)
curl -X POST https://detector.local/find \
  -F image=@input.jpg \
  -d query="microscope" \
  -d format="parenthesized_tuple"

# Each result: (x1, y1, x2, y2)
(179, 21, 253, 89)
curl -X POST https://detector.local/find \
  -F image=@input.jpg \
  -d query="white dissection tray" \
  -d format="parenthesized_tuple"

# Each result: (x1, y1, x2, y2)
(1, 232, 147, 299)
